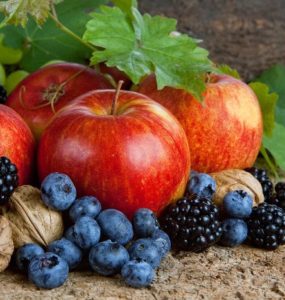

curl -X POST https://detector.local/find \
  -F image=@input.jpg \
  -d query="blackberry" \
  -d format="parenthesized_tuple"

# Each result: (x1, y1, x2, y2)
(247, 203, 285, 250)
(0, 85, 7, 104)
(0, 156, 19, 205)
(245, 167, 273, 200)
(160, 195, 222, 252)
(266, 181, 285, 210)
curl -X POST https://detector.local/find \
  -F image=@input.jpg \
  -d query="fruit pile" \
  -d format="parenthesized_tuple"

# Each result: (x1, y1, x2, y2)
(12, 172, 171, 289)
(0, 0, 284, 292)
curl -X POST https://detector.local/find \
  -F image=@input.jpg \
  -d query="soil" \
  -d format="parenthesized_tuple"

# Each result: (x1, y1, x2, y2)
(1, 245, 285, 300)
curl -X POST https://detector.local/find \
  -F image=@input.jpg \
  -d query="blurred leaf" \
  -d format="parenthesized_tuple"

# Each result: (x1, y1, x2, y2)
(0, 0, 107, 71)
(256, 64, 285, 127)
(249, 82, 278, 137)
(263, 123, 285, 171)
(218, 64, 241, 79)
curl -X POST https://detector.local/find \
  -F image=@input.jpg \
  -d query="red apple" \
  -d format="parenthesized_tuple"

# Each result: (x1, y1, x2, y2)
(38, 90, 190, 218)
(0, 104, 35, 184)
(6, 63, 113, 140)
(138, 74, 263, 173)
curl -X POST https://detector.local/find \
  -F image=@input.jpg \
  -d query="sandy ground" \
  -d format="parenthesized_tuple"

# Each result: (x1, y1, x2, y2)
(1, 244, 284, 300)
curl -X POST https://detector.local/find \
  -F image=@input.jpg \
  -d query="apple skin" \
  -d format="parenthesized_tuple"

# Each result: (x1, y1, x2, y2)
(37, 90, 190, 218)
(0, 104, 35, 185)
(6, 63, 113, 140)
(137, 74, 263, 173)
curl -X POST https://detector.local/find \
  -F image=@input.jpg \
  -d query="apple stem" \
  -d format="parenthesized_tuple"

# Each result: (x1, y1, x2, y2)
(111, 80, 124, 115)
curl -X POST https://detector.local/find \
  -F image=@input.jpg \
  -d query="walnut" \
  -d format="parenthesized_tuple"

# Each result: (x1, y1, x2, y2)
(211, 169, 264, 207)
(0, 216, 14, 272)
(1, 185, 64, 248)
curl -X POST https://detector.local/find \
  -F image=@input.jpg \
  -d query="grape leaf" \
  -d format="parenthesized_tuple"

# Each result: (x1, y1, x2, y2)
(256, 64, 285, 127)
(0, 0, 107, 72)
(249, 82, 278, 137)
(83, 5, 214, 100)
(111, 0, 137, 17)
(0, 0, 62, 27)
(263, 123, 285, 171)
(218, 64, 241, 79)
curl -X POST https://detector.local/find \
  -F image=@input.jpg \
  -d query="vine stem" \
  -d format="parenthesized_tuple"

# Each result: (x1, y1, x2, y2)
(48, 5, 96, 52)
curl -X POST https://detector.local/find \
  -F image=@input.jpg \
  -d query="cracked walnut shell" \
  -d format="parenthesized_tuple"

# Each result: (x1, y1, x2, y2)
(211, 169, 264, 207)
(1, 185, 64, 248)
(0, 216, 14, 272)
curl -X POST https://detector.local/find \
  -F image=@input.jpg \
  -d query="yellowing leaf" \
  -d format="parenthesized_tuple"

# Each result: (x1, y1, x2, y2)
(0, 0, 62, 27)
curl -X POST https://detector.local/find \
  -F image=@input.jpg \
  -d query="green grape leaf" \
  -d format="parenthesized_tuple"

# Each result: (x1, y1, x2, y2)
(83, 5, 214, 100)
(263, 123, 285, 171)
(256, 64, 285, 127)
(0, 0, 62, 27)
(249, 82, 278, 137)
(0, 0, 107, 72)
(218, 64, 241, 79)
(110, 0, 137, 17)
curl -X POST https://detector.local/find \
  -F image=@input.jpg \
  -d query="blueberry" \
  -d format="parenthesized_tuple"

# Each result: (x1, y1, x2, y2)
(41, 172, 76, 211)
(97, 209, 133, 245)
(186, 173, 216, 198)
(15, 243, 45, 273)
(65, 216, 101, 250)
(28, 252, 69, 289)
(128, 238, 161, 268)
(69, 196, 101, 222)
(133, 208, 159, 238)
(220, 218, 248, 247)
(223, 190, 253, 218)
(47, 238, 82, 270)
(89, 240, 129, 276)
(151, 229, 171, 257)
(121, 260, 154, 288)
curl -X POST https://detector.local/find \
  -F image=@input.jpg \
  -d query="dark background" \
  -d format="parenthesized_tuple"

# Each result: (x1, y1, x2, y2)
(140, 0, 285, 81)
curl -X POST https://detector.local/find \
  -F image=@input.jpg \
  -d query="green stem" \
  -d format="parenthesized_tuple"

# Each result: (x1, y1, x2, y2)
(260, 145, 279, 178)
(48, 12, 96, 52)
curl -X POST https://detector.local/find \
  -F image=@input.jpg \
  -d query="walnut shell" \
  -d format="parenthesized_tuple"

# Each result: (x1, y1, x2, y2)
(0, 216, 14, 272)
(211, 169, 264, 207)
(2, 185, 64, 248)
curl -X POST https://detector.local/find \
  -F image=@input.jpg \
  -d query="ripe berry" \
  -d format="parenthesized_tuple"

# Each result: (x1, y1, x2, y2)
(160, 196, 222, 252)
(247, 203, 285, 250)
(185, 172, 216, 199)
(266, 181, 285, 210)
(0, 85, 7, 104)
(0, 156, 19, 205)
(245, 167, 273, 200)
(223, 190, 253, 218)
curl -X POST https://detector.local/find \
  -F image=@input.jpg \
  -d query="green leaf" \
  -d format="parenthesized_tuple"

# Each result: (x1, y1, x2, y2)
(0, 0, 107, 72)
(263, 123, 285, 171)
(256, 64, 285, 127)
(218, 64, 241, 79)
(110, 0, 137, 17)
(0, 0, 62, 27)
(83, 5, 213, 99)
(249, 82, 278, 137)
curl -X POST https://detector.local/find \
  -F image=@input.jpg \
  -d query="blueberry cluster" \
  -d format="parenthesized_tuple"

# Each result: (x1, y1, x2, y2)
(220, 190, 252, 247)
(15, 172, 171, 289)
